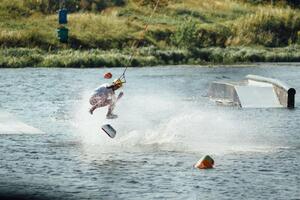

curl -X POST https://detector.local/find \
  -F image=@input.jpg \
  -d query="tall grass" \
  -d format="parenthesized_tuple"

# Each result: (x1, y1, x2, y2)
(67, 12, 138, 49)
(1, 0, 299, 50)
(1, 0, 300, 67)
(0, 0, 31, 19)
(228, 7, 300, 47)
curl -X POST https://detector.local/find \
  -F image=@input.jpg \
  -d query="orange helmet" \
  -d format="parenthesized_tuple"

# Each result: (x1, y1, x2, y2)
(104, 72, 112, 79)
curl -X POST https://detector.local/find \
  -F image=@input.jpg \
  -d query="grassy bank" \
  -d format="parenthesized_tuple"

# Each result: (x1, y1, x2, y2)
(1, 0, 300, 67)
(1, 45, 300, 68)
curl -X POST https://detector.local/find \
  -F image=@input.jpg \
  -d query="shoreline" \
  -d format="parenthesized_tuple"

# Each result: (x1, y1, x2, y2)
(1, 46, 300, 68)
(2, 63, 300, 69)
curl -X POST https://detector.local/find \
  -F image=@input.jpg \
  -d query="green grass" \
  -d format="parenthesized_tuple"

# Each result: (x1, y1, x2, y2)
(1, 0, 299, 49)
(0, 0, 300, 67)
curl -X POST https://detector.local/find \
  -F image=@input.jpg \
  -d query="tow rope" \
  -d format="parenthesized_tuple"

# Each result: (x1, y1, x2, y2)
(118, 0, 161, 83)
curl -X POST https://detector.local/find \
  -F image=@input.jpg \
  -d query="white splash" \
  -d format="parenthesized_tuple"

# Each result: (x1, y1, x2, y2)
(0, 110, 44, 134)
(72, 90, 278, 155)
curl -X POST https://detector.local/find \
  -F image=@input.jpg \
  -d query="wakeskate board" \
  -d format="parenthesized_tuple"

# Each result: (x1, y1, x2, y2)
(101, 124, 117, 138)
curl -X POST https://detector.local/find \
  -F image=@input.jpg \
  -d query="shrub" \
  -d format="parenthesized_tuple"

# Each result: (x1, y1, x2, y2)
(171, 20, 232, 49)
(196, 24, 232, 47)
(171, 19, 198, 49)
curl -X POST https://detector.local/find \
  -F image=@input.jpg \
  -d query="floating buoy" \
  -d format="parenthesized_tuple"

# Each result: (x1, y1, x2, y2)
(194, 155, 214, 169)
(104, 72, 112, 79)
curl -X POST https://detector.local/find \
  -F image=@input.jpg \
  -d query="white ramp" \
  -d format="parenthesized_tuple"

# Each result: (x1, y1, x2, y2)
(0, 111, 43, 134)
(235, 81, 282, 108)
(208, 74, 295, 108)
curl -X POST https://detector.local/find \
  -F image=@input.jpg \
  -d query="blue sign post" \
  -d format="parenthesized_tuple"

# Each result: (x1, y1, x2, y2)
(57, 8, 68, 43)
(57, 27, 69, 43)
(58, 8, 68, 24)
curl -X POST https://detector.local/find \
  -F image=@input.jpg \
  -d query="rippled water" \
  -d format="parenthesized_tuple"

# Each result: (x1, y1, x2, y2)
(0, 64, 299, 200)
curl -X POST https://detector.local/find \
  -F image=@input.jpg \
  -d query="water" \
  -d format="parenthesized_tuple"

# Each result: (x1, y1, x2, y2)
(0, 64, 299, 200)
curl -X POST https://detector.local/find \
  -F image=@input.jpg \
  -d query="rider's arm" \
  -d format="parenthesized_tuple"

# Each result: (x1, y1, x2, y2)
(117, 91, 124, 100)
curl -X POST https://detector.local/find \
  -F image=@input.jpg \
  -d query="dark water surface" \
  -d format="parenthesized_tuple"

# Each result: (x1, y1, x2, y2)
(0, 64, 299, 199)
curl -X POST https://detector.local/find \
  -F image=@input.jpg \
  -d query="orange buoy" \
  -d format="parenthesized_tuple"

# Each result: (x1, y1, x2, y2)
(194, 155, 214, 169)
(104, 72, 112, 79)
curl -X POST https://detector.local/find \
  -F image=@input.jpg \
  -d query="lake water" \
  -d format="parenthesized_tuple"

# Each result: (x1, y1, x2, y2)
(0, 64, 299, 200)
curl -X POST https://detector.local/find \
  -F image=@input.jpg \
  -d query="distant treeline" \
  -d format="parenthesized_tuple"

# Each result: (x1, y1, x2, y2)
(23, 0, 126, 13)
(22, 0, 175, 13)
(19, 0, 300, 13)
(242, 0, 300, 7)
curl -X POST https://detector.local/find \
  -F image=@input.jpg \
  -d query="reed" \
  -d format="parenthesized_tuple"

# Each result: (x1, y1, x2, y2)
(1, 46, 300, 68)
(228, 7, 300, 47)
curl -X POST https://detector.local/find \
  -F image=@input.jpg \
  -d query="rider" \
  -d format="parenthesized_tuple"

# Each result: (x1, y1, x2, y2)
(89, 79, 124, 119)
